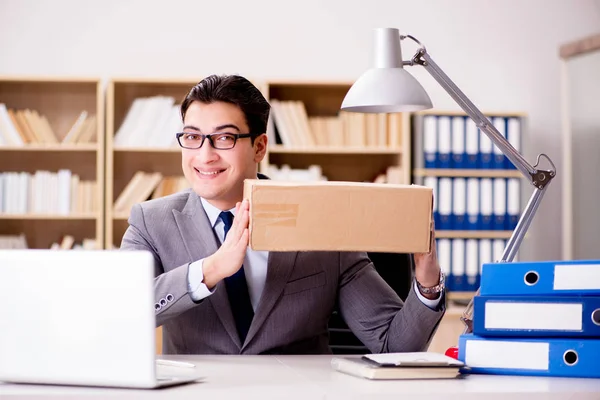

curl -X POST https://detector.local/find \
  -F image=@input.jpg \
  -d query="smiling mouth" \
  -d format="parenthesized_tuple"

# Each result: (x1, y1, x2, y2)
(194, 167, 226, 177)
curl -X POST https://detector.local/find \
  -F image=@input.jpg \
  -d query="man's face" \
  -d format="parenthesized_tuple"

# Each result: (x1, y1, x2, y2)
(180, 100, 267, 210)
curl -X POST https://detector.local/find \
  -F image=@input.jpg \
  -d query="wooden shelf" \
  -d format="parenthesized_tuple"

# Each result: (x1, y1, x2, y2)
(262, 80, 411, 184)
(113, 146, 180, 153)
(413, 109, 528, 118)
(0, 76, 105, 248)
(436, 230, 513, 239)
(268, 145, 402, 155)
(413, 168, 523, 178)
(0, 217, 98, 249)
(0, 75, 101, 84)
(0, 144, 97, 152)
(105, 78, 199, 248)
(0, 213, 97, 220)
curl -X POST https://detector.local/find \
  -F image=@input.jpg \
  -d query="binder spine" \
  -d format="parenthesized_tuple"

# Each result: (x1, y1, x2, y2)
(458, 334, 600, 378)
(473, 295, 600, 337)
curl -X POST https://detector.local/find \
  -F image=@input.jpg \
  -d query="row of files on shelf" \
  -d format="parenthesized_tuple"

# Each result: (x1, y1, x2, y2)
(422, 176, 520, 231)
(436, 237, 510, 293)
(458, 259, 600, 378)
(418, 115, 521, 170)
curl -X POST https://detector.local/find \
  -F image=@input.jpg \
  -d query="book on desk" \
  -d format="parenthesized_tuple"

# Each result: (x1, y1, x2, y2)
(331, 352, 464, 380)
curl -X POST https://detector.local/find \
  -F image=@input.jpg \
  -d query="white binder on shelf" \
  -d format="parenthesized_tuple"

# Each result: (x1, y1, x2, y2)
(478, 239, 493, 275)
(452, 239, 466, 292)
(438, 177, 453, 230)
(423, 176, 439, 229)
(480, 178, 493, 230)
(491, 117, 507, 169)
(423, 115, 437, 168)
(465, 238, 479, 292)
(465, 118, 479, 169)
(479, 122, 493, 169)
(451, 116, 466, 169)
(452, 178, 466, 230)
(437, 116, 451, 169)
(437, 238, 452, 290)
(492, 178, 506, 230)
(466, 178, 480, 230)
(506, 117, 521, 170)
(492, 239, 506, 262)
(507, 178, 520, 230)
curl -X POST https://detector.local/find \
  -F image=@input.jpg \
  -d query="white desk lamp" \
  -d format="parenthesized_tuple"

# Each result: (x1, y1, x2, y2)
(341, 28, 556, 334)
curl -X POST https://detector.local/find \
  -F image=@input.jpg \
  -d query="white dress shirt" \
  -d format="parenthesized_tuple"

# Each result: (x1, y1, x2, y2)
(187, 197, 441, 310)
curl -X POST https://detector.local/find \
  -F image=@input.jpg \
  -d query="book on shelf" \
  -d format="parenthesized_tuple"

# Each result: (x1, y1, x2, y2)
(373, 166, 405, 185)
(151, 176, 190, 199)
(263, 164, 326, 182)
(331, 352, 463, 380)
(49, 235, 97, 250)
(114, 172, 190, 213)
(0, 104, 96, 146)
(62, 112, 97, 145)
(0, 170, 97, 215)
(0, 234, 28, 249)
(262, 164, 405, 184)
(268, 99, 403, 149)
(113, 96, 182, 148)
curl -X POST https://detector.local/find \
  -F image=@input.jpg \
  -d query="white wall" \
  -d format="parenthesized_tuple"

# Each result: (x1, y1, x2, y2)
(565, 50, 600, 260)
(1, 0, 599, 261)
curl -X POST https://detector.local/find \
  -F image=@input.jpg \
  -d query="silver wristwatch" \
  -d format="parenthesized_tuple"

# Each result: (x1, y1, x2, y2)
(416, 271, 445, 295)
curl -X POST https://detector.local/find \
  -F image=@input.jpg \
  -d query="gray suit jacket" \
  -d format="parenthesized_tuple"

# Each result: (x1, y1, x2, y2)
(120, 188, 445, 355)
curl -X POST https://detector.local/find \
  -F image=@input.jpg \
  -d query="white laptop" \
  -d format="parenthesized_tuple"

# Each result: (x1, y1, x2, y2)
(0, 249, 202, 389)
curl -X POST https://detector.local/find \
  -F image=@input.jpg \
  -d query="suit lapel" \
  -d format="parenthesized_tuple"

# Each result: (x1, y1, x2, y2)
(173, 192, 242, 349)
(242, 251, 298, 350)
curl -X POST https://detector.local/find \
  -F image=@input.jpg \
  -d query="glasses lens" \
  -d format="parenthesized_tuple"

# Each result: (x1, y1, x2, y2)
(211, 133, 236, 149)
(180, 133, 203, 148)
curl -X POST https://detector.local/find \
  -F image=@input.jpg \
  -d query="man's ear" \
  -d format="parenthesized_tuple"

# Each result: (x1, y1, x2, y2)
(253, 133, 268, 162)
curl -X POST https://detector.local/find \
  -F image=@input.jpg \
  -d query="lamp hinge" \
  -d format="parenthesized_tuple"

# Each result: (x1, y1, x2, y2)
(530, 169, 556, 190)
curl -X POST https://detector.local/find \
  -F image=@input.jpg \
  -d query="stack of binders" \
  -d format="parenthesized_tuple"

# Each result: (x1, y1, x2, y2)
(457, 259, 600, 378)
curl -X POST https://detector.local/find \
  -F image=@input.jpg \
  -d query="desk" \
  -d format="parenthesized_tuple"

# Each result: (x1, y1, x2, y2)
(1, 355, 600, 399)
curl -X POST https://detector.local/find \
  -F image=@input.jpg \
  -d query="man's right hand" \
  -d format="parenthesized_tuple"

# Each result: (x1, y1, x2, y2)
(201, 199, 250, 290)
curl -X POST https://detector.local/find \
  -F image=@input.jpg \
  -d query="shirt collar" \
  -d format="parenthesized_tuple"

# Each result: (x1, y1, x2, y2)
(200, 197, 236, 228)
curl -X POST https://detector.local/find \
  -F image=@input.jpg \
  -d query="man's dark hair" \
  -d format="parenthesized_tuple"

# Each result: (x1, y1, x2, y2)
(181, 75, 270, 141)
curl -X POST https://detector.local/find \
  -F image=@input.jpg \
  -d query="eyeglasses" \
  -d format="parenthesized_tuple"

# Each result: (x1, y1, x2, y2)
(175, 132, 259, 150)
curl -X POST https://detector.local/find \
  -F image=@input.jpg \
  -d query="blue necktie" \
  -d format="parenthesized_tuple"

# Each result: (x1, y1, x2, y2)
(219, 211, 254, 344)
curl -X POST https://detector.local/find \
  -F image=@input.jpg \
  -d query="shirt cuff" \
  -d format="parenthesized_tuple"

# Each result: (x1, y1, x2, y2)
(413, 280, 442, 310)
(187, 259, 216, 302)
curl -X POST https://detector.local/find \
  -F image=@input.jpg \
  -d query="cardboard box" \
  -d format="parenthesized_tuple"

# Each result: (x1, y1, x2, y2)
(243, 179, 433, 253)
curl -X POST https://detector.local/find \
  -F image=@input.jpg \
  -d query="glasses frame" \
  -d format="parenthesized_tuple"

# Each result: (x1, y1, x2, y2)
(175, 132, 259, 150)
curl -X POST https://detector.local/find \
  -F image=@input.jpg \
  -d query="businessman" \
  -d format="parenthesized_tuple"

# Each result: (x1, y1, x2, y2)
(120, 74, 446, 355)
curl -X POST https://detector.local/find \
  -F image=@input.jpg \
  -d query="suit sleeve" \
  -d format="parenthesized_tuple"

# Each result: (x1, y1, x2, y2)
(336, 252, 445, 353)
(120, 203, 201, 327)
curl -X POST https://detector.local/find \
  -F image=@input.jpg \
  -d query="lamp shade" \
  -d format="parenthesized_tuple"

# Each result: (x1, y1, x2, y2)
(341, 28, 433, 113)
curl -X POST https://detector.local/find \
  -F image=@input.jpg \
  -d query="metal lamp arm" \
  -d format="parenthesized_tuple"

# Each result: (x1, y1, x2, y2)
(400, 35, 557, 333)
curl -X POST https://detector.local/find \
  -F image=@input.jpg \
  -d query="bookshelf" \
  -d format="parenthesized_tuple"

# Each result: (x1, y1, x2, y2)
(105, 78, 199, 249)
(0, 76, 104, 249)
(411, 110, 527, 303)
(260, 80, 411, 184)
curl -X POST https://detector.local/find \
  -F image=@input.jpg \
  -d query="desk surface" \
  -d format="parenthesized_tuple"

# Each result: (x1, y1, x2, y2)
(2, 355, 600, 399)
